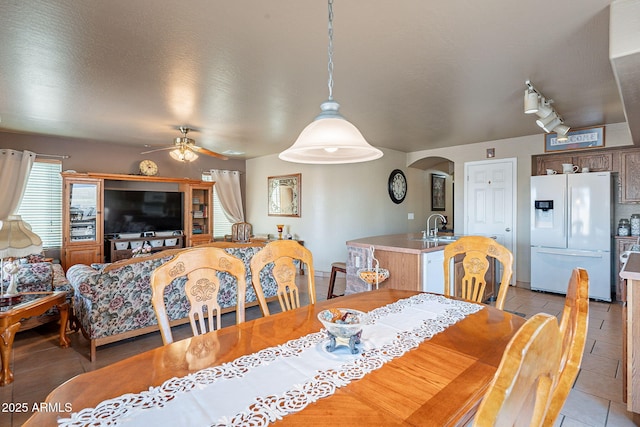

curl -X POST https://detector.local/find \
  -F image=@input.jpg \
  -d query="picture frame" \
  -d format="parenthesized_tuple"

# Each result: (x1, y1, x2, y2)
(431, 174, 445, 211)
(544, 125, 605, 152)
(268, 173, 301, 217)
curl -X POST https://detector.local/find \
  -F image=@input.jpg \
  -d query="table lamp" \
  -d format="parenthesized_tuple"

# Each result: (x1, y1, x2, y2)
(0, 215, 43, 301)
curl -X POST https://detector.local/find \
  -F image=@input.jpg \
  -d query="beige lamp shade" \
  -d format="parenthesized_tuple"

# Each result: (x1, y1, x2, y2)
(0, 215, 43, 258)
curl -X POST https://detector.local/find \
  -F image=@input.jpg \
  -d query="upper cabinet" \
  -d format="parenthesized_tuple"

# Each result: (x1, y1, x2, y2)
(534, 149, 615, 176)
(620, 150, 640, 203)
(534, 146, 640, 204)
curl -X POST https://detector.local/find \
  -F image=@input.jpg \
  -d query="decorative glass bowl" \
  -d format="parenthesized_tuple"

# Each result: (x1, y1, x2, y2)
(318, 308, 367, 353)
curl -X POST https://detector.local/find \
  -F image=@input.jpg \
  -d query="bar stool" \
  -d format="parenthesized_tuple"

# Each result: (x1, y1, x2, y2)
(327, 262, 346, 299)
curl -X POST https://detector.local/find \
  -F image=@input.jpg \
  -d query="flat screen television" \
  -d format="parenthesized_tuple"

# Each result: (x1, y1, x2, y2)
(104, 190, 184, 235)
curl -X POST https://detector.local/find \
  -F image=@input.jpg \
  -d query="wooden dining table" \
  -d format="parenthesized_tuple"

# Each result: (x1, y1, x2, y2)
(25, 289, 525, 426)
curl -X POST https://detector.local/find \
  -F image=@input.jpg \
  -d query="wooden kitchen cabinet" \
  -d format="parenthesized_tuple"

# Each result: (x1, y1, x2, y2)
(617, 237, 638, 302)
(371, 249, 421, 291)
(534, 148, 616, 176)
(620, 150, 640, 203)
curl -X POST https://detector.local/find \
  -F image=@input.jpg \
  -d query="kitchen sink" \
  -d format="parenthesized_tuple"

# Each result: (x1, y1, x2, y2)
(410, 235, 459, 243)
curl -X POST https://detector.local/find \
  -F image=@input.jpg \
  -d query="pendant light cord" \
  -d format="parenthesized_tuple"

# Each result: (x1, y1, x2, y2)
(327, 0, 334, 101)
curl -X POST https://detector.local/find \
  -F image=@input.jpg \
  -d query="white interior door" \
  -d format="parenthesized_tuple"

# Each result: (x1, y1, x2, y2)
(464, 158, 517, 284)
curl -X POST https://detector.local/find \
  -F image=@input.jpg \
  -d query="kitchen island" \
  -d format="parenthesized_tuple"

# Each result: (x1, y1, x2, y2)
(346, 233, 496, 300)
(345, 233, 452, 294)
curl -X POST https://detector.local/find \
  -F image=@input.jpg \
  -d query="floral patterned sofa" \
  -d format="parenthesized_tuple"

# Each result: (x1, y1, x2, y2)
(66, 244, 278, 361)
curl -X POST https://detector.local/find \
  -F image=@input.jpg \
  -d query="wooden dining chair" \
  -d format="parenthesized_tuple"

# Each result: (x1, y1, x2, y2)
(443, 235, 513, 310)
(474, 313, 563, 427)
(250, 239, 315, 315)
(150, 247, 246, 345)
(543, 268, 589, 426)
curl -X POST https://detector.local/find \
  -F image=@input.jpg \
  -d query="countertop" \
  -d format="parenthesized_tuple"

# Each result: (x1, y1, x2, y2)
(346, 233, 454, 254)
(621, 252, 640, 280)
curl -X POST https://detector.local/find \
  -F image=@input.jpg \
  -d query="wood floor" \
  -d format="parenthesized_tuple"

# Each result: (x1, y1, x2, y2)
(1, 275, 636, 426)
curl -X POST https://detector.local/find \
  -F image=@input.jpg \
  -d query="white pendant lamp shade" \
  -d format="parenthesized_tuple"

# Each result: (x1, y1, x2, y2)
(279, 100, 383, 164)
(0, 215, 43, 258)
(279, 0, 382, 164)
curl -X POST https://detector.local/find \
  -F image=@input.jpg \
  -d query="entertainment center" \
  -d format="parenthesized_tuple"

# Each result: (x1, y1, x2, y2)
(62, 172, 214, 269)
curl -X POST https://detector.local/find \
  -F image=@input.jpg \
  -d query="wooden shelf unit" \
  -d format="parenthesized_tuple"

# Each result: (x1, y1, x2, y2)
(62, 172, 215, 269)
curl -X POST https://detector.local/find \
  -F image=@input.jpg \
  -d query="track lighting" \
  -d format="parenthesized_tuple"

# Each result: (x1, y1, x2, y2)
(524, 80, 571, 137)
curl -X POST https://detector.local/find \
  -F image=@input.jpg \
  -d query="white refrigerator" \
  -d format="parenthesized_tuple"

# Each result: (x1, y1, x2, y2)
(530, 172, 612, 301)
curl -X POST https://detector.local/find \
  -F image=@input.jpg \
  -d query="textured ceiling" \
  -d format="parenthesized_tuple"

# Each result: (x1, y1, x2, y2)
(0, 0, 629, 160)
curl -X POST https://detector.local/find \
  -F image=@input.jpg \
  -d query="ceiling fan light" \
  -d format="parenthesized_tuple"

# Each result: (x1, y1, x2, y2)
(169, 148, 198, 162)
(279, 101, 382, 164)
(524, 90, 539, 114)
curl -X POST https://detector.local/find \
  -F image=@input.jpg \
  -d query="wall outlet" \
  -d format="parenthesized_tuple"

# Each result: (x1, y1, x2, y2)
(408, 212, 414, 220)
(355, 256, 361, 268)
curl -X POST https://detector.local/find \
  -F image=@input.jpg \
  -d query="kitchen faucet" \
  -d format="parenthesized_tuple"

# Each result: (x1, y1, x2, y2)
(426, 214, 446, 239)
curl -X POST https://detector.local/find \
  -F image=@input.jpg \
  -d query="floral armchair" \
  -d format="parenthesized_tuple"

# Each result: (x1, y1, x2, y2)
(1, 254, 70, 294)
(0, 254, 72, 329)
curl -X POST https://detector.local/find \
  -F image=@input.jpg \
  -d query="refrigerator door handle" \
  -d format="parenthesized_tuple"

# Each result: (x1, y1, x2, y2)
(567, 185, 572, 239)
(535, 249, 606, 258)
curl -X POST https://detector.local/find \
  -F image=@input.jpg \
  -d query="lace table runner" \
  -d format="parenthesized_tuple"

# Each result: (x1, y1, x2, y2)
(59, 293, 483, 426)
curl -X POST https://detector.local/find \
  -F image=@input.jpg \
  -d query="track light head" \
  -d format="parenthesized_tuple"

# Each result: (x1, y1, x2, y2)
(554, 124, 570, 141)
(535, 98, 554, 119)
(524, 89, 539, 114)
(536, 111, 559, 129)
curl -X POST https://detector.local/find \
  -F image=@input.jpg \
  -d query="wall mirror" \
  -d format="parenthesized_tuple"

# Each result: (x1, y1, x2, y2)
(268, 173, 301, 217)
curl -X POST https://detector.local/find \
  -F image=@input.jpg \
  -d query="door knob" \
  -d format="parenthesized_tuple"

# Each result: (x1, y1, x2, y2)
(505, 227, 511, 232)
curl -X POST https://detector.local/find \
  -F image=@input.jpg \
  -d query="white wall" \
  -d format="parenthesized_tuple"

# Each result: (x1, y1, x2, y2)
(246, 123, 633, 279)
(408, 122, 633, 283)
(246, 148, 427, 273)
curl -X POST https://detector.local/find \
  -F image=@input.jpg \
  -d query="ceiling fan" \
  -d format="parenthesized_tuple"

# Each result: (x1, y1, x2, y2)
(141, 126, 228, 161)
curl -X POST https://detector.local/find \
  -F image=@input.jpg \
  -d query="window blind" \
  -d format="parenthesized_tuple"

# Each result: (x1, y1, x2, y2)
(212, 186, 233, 238)
(17, 160, 63, 248)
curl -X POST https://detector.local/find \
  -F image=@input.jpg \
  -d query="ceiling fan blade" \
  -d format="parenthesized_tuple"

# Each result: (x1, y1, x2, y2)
(140, 146, 175, 154)
(190, 145, 229, 160)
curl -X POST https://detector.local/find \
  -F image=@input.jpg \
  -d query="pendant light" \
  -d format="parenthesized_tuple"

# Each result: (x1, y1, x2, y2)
(279, 0, 383, 164)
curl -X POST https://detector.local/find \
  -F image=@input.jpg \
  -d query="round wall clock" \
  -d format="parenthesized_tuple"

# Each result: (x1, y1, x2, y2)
(388, 169, 407, 204)
(139, 159, 158, 176)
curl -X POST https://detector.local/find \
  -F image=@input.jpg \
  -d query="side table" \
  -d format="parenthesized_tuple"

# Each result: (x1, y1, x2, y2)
(0, 291, 70, 386)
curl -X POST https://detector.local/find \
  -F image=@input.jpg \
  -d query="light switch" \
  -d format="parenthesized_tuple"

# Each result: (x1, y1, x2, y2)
(408, 212, 414, 220)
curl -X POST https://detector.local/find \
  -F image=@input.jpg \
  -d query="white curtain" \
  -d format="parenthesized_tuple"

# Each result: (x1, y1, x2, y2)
(0, 149, 36, 219)
(210, 170, 244, 223)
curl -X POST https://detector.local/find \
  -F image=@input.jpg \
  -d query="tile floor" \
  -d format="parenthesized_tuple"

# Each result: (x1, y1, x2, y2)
(0, 276, 637, 426)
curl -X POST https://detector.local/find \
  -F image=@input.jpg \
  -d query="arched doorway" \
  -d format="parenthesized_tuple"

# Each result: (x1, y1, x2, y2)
(409, 156, 455, 233)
